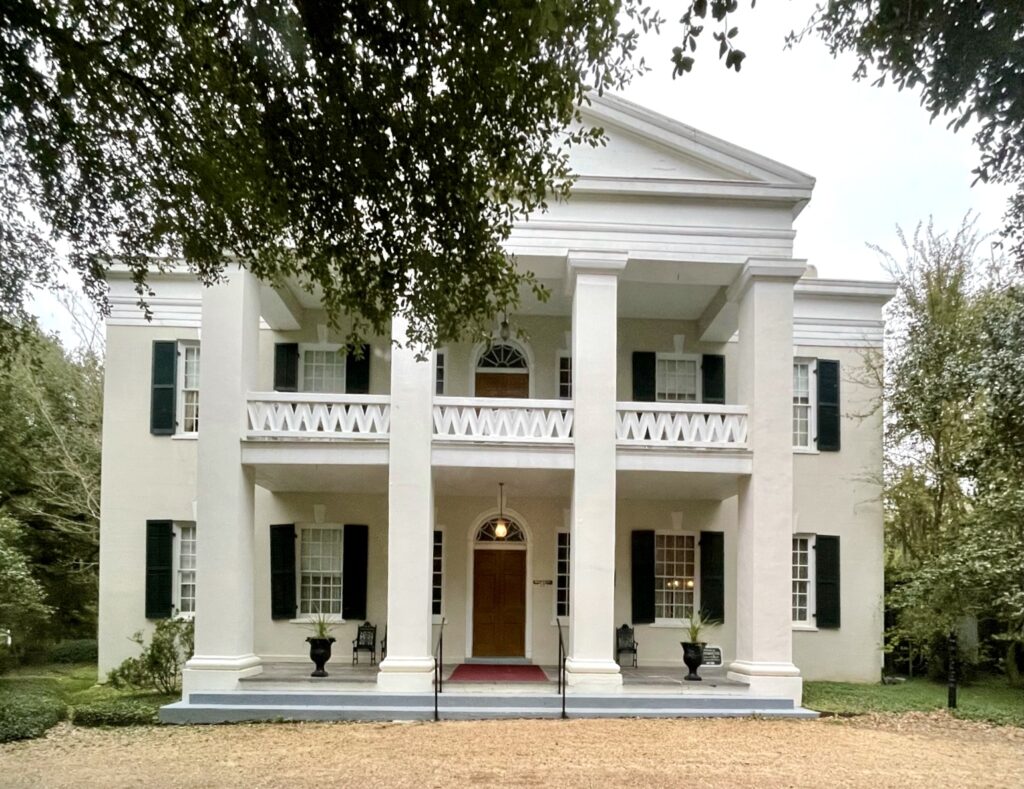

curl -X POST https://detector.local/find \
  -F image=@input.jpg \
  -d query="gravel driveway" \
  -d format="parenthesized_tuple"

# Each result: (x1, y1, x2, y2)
(2, 713, 1022, 788)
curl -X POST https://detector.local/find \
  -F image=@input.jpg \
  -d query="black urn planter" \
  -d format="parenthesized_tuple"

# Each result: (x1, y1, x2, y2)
(307, 636, 336, 677)
(681, 641, 706, 682)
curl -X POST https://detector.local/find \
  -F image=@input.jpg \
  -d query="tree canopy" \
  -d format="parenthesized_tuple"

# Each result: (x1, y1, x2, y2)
(1, 0, 654, 354)
(872, 217, 1023, 676)
(3, 1, 1022, 354)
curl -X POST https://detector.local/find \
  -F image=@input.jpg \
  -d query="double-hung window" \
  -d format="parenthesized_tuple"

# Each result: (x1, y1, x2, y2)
(301, 347, 346, 393)
(172, 522, 197, 616)
(432, 529, 444, 616)
(299, 526, 344, 615)
(656, 354, 700, 402)
(557, 353, 572, 399)
(655, 533, 697, 621)
(435, 351, 448, 396)
(179, 343, 200, 434)
(793, 359, 815, 449)
(555, 531, 570, 618)
(792, 535, 815, 626)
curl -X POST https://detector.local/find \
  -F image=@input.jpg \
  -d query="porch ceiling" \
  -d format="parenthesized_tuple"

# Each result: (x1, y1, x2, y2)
(433, 466, 572, 500)
(253, 463, 388, 493)
(617, 469, 739, 501)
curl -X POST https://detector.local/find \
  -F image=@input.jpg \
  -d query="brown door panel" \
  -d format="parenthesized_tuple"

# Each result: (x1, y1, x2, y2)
(472, 549, 527, 657)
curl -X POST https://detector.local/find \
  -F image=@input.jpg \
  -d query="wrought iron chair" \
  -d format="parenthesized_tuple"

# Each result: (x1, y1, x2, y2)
(352, 621, 378, 665)
(616, 623, 638, 668)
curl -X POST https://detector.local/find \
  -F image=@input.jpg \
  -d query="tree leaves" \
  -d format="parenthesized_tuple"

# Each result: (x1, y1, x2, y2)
(1, 0, 651, 353)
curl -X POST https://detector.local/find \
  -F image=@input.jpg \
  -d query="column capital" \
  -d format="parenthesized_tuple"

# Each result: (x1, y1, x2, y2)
(566, 249, 628, 285)
(726, 258, 807, 302)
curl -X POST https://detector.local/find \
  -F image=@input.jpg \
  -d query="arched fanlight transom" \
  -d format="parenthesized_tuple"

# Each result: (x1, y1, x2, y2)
(476, 518, 526, 542)
(477, 343, 528, 370)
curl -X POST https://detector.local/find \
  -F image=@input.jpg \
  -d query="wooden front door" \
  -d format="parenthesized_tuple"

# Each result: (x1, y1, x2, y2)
(472, 549, 527, 657)
(475, 372, 529, 398)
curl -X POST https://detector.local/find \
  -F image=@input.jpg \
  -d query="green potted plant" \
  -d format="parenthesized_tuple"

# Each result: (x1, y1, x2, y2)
(680, 608, 719, 682)
(306, 610, 336, 677)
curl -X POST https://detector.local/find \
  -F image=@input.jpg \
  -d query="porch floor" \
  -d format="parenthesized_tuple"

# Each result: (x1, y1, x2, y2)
(239, 661, 746, 694)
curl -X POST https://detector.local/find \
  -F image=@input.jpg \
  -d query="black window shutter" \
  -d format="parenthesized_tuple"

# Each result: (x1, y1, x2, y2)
(145, 520, 174, 618)
(631, 530, 656, 624)
(342, 524, 369, 620)
(817, 359, 841, 451)
(273, 343, 299, 392)
(150, 341, 177, 435)
(699, 531, 725, 622)
(701, 354, 726, 405)
(632, 352, 656, 402)
(815, 535, 841, 628)
(346, 345, 371, 395)
(270, 524, 297, 619)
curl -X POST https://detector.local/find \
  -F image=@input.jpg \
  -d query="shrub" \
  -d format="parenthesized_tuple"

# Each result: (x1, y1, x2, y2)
(108, 619, 193, 695)
(71, 697, 160, 727)
(0, 694, 66, 743)
(50, 639, 98, 664)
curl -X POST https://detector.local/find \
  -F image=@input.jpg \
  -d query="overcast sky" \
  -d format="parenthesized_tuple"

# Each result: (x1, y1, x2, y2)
(619, 0, 1011, 281)
(32, 2, 1010, 341)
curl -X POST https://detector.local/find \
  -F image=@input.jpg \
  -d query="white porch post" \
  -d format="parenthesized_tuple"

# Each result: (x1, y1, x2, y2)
(183, 266, 262, 694)
(377, 315, 435, 691)
(565, 250, 627, 688)
(727, 260, 806, 703)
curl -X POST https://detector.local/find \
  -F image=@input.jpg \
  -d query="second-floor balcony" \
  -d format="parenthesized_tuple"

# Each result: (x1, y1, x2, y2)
(244, 393, 748, 453)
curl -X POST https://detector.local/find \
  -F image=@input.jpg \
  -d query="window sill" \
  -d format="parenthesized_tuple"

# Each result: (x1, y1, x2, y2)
(289, 616, 346, 625)
(549, 618, 570, 627)
(793, 446, 819, 455)
(792, 624, 819, 632)
(650, 620, 692, 629)
(432, 614, 445, 625)
(171, 433, 199, 441)
(172, 612, 195, 620)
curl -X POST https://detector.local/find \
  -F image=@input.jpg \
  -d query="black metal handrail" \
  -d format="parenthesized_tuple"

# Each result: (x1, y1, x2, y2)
(433, 616, 446, 722)
(555, 617, 567, 719)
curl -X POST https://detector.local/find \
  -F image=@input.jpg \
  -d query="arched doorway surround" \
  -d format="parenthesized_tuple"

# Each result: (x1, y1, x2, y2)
(465, 509, 533, 658)
(470, 340, 533, 398)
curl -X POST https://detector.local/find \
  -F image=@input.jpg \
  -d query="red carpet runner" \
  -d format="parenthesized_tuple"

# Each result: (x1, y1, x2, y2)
(448, 664, 549, 682)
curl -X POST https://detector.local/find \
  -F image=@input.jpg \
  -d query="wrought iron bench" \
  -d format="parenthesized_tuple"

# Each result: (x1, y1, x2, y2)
(352, 621, 378, 665)
(616, 623, 638, 668)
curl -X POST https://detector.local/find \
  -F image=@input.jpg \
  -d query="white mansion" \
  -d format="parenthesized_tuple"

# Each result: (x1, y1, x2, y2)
(98, 95, 893, 718)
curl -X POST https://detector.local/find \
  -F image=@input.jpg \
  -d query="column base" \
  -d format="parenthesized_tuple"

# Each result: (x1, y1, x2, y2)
(727, 660, 803, 705)
(182, 654, 262, 695)
(376, 657, 435, 692)
(564, 657, 623, 690)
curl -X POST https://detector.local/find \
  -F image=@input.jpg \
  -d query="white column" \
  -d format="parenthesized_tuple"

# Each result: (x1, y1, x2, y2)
(377, 315, 435, 691)
(565, 250, 627, 689)
(183, 267, 262, 694)
(727, 260, 806, 703)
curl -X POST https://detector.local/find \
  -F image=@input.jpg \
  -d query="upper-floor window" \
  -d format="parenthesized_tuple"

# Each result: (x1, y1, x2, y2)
(301, 347, 346, 393)
(435, 350, 447, 396)
(557, 353, 572, 399)
(793, 359, 815, 448)
(656, 354, 700, 402)
(179, 343, 201, 434)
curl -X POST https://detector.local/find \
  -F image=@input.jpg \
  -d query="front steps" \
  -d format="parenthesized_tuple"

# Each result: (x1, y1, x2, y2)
(160, 690, 818, 723)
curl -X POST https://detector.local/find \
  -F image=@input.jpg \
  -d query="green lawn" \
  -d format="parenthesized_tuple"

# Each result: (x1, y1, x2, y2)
(0, 663, 176, 741)
(804, 675, 1024, 727)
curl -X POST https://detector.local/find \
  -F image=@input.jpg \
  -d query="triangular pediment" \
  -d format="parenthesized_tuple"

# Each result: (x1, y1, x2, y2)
(572, 94, 814, 189)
